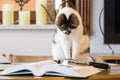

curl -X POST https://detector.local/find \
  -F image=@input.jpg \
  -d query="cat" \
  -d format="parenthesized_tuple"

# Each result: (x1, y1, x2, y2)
(52, 7, 89, 64)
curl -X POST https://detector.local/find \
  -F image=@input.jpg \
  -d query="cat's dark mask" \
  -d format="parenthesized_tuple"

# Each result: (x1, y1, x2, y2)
(56, 13, 79, 35)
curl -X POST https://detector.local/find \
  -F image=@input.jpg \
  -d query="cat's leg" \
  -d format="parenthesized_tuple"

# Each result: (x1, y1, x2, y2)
(72, 41, 89, 63)
(72, 40, 80, 59)
(78, 35, 89, 54)
(72, 35, 89, 62)
(52, 43, 65, 61)
(60, 41, 72, 65)
(60, 40, 71, 60)
(60, 38, 71, 59)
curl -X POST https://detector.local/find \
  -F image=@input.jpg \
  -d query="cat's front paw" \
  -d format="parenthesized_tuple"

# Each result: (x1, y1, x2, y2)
(61, 60, 69, 65)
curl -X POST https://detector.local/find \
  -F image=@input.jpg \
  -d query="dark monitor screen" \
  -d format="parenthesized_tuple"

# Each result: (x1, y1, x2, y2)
(104, 0, 120, 44)
(115, 0, 120, 34)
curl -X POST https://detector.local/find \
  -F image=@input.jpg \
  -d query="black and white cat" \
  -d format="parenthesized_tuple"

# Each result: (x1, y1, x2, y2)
(52, 7, 89, 63)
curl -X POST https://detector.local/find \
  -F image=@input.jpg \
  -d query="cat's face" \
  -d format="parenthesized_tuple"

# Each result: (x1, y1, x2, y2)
(56, 13, 79, 35)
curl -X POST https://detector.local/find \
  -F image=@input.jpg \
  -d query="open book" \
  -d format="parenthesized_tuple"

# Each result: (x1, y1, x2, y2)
(0, 60, 100, 78)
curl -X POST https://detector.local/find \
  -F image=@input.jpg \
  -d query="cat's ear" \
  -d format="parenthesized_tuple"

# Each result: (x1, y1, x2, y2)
(69, 13, 79, 29)
(56, 13, 67, 27)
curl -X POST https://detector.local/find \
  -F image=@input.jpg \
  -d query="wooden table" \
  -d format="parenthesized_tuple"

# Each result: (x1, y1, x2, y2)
(0, 64, 120, 80)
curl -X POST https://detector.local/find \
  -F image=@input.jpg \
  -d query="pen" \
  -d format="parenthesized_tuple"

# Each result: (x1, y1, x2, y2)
(58, 59, 111, 70)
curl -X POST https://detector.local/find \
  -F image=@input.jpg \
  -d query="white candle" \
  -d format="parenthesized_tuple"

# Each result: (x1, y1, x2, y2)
(36, 0, 47, 25)
(2, 4, 14, 25)
(19, 11, 30, 25)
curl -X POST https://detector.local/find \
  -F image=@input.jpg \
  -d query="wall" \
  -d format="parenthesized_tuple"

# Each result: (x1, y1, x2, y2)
(0, 0, 61, 57)
(90, 0, 120, 55)
(0, 0, 35, 10)
(0, 30, 54, 56)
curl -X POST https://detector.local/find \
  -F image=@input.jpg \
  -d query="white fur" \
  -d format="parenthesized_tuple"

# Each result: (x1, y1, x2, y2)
(52, 7, 89, 61)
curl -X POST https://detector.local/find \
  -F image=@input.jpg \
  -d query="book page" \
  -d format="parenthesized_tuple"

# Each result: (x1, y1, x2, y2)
(31, 64, 100, 77)
(74, 66, 100, 77)
(0, 60, 100, 78)
(30, 60, 56, 69)
(34, 64, 80, 77)
(0, 60, 56, 76)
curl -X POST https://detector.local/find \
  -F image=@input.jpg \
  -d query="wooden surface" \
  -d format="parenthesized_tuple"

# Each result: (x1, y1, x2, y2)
(0, 64, 120, 80)
(9, 54, 120, 63)
(9, 55, 52, 63)
(91, 54, 120, 62)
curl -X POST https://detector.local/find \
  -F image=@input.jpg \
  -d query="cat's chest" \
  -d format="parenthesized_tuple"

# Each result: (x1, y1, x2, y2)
(58, 32, 75, 42)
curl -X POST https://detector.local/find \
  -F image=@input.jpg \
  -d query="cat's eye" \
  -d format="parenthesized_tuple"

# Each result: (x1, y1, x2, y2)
(69, 14, 79, 29)
(69, 24, 78, 29)
(56, 13, 68, 31)
(58, 24, 66, 31)
(56, 13, 67, 26)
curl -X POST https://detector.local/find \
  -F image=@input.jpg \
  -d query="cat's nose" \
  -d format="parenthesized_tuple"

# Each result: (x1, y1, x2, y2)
(65, 30, 71, 35)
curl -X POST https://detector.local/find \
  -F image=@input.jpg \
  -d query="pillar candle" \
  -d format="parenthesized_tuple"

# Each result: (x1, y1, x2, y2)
(19, 11, 30, 25)
(2, 4, 14, 25)
(36, 0, 47, 25)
